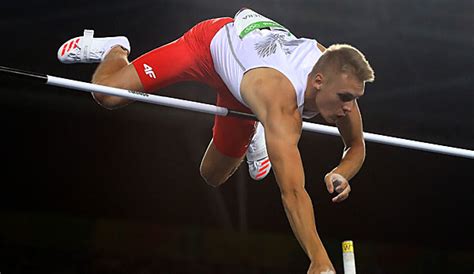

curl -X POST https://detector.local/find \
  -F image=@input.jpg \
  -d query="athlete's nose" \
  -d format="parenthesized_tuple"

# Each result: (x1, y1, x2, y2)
(342, 101, 352, 114)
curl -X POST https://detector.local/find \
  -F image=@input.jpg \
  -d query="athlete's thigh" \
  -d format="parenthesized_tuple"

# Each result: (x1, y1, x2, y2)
(111, 63, 144, 91)
(131, 37, 195, 92)
(212, 88, 256, 159)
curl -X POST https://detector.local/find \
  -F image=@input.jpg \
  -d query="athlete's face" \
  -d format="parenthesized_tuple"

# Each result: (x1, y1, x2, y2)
(314, 72, 364, 124)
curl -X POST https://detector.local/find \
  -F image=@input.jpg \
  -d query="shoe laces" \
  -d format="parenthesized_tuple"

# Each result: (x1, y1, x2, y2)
(248, 141, 258, 153)
(67, 46, 104, 61)
(249, 160, 259, 171)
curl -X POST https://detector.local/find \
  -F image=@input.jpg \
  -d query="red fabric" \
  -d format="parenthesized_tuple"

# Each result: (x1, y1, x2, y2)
(132, 17, 256, 158)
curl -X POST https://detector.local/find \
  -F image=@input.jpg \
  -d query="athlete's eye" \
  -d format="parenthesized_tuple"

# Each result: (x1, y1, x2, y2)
(338, 93, 354, 102)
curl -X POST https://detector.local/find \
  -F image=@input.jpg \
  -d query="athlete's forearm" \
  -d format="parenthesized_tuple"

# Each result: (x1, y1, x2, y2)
(248, 85, 332, 264)
(332, 141, 365, 180)
(281, 186, 329, 262)
(267, 138, 330, 263)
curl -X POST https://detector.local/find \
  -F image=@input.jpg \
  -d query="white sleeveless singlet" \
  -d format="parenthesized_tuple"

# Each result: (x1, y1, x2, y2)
(210, 9, 323, 118)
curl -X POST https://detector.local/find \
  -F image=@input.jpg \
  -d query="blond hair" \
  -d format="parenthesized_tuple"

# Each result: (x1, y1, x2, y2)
(312, 44, 375, 83)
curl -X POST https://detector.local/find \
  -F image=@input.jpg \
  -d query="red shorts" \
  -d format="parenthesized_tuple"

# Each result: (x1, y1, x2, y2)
(132, 17, 256, 158)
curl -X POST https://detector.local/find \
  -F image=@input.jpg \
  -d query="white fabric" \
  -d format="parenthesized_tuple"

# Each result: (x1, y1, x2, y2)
(81, 29, 94, 61)
(210, 18, 322, 119)
(234, 8, 288, 38)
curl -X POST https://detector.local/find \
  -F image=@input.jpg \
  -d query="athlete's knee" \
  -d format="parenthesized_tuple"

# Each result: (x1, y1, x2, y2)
(91, 78, 133, 110)
(91, 89, 124, 110)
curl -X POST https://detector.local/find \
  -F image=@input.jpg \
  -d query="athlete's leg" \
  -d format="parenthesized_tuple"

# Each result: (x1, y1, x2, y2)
(200, 141, 245, 187)
(57, 31, 142, 109)
(89, 18, 233, 109)
(199, 87, 256, 187)
(91, 46, 142, 109)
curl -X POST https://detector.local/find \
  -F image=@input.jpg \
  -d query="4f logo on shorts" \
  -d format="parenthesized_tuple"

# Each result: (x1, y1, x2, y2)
(143, 64, 156, 79)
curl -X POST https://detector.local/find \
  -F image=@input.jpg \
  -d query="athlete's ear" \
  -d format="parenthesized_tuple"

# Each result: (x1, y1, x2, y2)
(313, 73, 324, 91)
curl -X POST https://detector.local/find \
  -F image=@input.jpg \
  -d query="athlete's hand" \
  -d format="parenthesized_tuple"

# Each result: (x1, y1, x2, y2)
(324, 172, 351, 203)
(307, 261, 335, 274)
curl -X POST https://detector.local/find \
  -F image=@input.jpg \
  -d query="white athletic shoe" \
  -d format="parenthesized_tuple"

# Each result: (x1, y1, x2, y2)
(246, 122, 272, 181)
(57, 29, 130, 64)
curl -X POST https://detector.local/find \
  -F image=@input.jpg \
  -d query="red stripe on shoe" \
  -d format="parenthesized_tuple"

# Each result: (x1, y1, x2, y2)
(61, 43, 67, 56)
(255, 170, 268, 179)
(65, 40, 74, 53)
(258, 163, 270, 172)
(261, 159, 270, 165)
(73, 38, 80, 49)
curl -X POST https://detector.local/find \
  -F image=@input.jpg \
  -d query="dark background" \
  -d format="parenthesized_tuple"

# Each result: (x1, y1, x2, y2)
(0, 0, 473, 273)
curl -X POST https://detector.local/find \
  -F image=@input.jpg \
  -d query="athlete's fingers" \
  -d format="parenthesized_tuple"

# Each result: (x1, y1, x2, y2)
(332, 184, 351, 203)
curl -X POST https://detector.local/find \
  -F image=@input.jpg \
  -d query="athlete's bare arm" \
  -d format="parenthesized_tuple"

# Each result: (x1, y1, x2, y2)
(325, 101, 366, 203)
(241, 68, 334, 272)
(335, 100, 366, 179)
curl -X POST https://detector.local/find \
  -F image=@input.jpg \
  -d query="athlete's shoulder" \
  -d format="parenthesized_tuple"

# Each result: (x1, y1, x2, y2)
(246, 67, 293, 88)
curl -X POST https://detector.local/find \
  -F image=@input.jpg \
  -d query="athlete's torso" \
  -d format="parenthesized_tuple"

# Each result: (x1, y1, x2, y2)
(210, 8, 323, 118)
